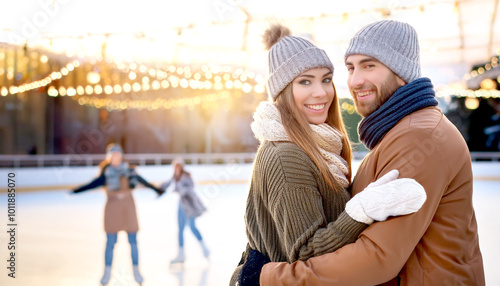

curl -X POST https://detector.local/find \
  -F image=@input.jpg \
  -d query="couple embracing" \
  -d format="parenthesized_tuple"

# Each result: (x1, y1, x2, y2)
(231, 20, 485, 286)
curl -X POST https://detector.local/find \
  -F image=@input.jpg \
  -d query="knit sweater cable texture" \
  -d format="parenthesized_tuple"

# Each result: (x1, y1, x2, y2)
(245, 141, 367, 263)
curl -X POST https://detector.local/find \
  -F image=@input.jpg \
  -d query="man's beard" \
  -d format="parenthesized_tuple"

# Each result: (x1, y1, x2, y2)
(352, 74, 402, 117)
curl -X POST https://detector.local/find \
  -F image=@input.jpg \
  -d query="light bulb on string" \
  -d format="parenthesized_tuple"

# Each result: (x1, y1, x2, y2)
(123, 83, 132, 93)
(85, 85, 94, 95)
(48, 86, 58, 97)
(132, 82, 141, 92)
(77, 86, 85, 95)
(67, 87, 76, 96)
(152, 80, 160, 90)
(113, 84, 122, 94)
(161, 80, 169, 89)
(94, 85, 103, 95)
(59, 87, 67, 96)
(129, 72, 137, 80)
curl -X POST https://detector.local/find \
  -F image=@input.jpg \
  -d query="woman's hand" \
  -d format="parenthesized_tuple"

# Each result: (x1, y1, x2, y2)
(239, 249, 271, 286)
(155, 188, 165, 197)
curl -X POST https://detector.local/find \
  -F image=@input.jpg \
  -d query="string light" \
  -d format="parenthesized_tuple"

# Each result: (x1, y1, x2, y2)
(436, 88, 500, 99)
(85, 85, 94, 95)
(129, 72, 137, 80)
(76, 91, 231, 111)
(94, 85, 103, 94)
(76, 86, 85, 95)
(59, 86, 67, 96)
(48, 86, 58, 97)
(67, 87, 76, 96)
(3, 60, 80, 95)
(464, 54, 500, 80)
(1, 53, 267, 113)
(98, 60, 267, 97)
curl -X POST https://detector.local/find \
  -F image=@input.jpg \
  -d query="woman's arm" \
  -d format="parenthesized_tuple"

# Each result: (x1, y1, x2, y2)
(72, 172, 106, 193)
(269, 185, 367, 262)
(249, 142, 368, 263)
(132, 169, 164, 195)
(159, 178, 172, 191)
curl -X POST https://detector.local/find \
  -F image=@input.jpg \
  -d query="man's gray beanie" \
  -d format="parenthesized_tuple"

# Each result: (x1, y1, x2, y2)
(267, 35, 334, 100)
(345, 20, 421, 83)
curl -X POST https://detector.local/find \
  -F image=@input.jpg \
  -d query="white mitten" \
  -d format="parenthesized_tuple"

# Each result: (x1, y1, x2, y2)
(346, 170, 427, 224)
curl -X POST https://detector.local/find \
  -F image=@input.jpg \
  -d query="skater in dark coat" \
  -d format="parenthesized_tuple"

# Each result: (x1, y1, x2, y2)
(72, 144, 163, 285)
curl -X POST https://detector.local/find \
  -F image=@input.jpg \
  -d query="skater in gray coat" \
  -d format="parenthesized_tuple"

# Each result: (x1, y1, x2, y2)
(160, 158, 210, 264)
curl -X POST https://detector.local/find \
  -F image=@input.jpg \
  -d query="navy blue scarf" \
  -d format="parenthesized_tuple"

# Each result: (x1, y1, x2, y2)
(358, 77, 438, 150)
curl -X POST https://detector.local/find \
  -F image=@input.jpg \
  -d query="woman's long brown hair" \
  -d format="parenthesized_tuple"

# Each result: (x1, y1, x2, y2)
(173, 163, 191, 181)
(274, 83, 352, 190)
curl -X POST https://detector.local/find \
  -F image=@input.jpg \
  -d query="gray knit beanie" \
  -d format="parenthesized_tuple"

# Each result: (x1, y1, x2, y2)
(264, 24, 334, 100)
(345, 20, 421, 83)
(106, 143, 123, 155)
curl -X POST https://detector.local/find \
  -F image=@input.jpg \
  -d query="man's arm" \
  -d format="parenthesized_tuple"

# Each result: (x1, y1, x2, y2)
(260, 130, 449, 285)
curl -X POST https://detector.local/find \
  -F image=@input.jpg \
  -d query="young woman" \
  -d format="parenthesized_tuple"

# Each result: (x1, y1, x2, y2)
(71, 144, 163, 285)
(160, 158, 209, 264)
(231, 25, 426, 285)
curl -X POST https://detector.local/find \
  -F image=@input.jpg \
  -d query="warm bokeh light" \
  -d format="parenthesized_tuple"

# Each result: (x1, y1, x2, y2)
(480, 78, 497, 90)
(86, 71, 101, 84)
(129, 72, 137, 80)
(465, 97, 480, 110)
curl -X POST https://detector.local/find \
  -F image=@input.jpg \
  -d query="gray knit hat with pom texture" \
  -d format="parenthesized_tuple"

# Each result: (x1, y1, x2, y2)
(266, 25, 334, 100)
(106, 143, 123, 155)
(345, 20, 421, 83)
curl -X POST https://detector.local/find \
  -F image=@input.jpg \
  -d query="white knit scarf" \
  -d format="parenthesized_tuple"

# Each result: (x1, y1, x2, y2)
(251, 101, 350, 189)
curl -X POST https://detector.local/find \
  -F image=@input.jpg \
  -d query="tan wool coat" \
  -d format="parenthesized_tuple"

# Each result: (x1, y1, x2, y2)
(260, 107, 485, 286)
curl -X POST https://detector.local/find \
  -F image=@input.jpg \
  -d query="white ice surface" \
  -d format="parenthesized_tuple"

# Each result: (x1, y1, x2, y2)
(0, 161, 498, 286)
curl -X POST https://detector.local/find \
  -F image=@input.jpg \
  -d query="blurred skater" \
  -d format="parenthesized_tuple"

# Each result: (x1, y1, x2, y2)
(71, 144, 164, 285)
(160, 158, 209, 264)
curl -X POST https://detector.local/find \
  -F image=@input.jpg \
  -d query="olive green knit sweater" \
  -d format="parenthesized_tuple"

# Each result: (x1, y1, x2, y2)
(230, 141, 368, 284)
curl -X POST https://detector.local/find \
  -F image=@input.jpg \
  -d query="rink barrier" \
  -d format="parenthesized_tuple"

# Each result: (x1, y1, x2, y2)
(0, 153, 257, 168)
(0, 179, 252, 193)
(0, 151, 499, 168)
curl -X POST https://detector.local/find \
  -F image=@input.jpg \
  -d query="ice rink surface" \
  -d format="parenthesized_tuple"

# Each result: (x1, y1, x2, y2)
(0, 161, 499, 286)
